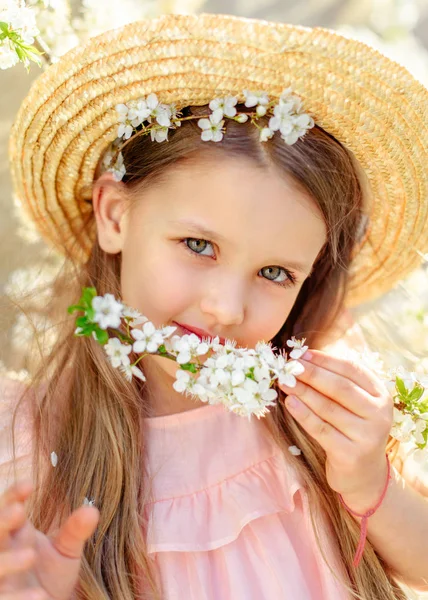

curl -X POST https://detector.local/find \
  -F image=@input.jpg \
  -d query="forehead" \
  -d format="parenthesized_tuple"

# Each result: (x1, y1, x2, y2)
(132, 156, 327, 263)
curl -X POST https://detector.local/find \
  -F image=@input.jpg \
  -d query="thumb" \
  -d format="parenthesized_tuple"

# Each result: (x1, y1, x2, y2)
(51, 505, 100, 559)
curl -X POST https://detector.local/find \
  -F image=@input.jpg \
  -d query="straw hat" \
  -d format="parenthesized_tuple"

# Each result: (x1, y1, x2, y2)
(8, 12, 428, 306)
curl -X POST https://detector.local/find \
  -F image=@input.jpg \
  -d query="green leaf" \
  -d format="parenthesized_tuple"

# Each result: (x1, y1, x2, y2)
(408, 384, 425, 403)
(86, 307, 95, 321)
(395, 376, 408, 398)
(94, 329, 109, 344)
(0, 22, 10, 33)
(15, 45, 24, 61)
(75, 316, 88, 328)
(180, 363, 198, 374)
(158, 344, 166, 354)
(82, 287, 97, 307)
(67, 304, 85, 314)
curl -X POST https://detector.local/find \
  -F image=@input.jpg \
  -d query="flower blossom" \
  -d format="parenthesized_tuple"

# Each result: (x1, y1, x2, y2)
(197, 113, 225, 142)
(92, 294, 124, 329)
(131, 321, 166, 354)
(286, 336, 309, 359)
(104, 337, 132, 368)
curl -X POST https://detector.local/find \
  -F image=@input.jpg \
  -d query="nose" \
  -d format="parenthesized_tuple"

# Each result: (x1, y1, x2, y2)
(199, 271, 246, 327)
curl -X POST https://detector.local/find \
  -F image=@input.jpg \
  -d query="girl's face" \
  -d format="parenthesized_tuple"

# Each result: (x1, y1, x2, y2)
(94, 156, 326, 385)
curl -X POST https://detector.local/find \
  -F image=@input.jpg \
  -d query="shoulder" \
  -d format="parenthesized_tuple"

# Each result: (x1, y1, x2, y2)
(0, 376, 34, 495)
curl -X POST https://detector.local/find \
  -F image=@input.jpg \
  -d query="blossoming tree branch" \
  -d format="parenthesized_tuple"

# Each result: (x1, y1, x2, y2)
(68, 288, 428, 467)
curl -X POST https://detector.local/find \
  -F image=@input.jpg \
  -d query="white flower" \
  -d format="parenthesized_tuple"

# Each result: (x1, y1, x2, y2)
(288, 445, 302, 456)
(92, 294, 124, 329)
(0, 0, 40, 69)
(286, 336, 309, 359)
(173, 369, 192, 393)
(268, 101, 294, 132)
(414, 418, 427, 445)
(50, 451, 58, 467)
(209, 95, 238, 120)
(119, 363, 146, 382)
(277, 359, 305, 387)
(107, 152, 126, 181)
(243, 90, 269, 108)
(116, 103, 134, 140)
(150, 126, 169, 143)
(279, 88, 303, 110)
(146, 93, 172, 128)
(233, 378, 278, 407)
(83, 497, 95, 506)
(256, 105, 267, 117)
(172, 333, 210, 364)
(160, 325, 178, 338)
(260, 127, 274, 142)
(235, 113, 249, 123)
(280, 113, 315, 145)
(197, 113, 225, 142)
(127, 98, 152, 126)
(104, 338, 132, 368)
(131, 321, 164, 354)
(122, 305, 148, 327)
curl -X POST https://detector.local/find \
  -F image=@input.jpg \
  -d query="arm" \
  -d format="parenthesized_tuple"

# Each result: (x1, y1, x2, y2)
(323, 311, 428, 590)
(341, 464, 428, 592)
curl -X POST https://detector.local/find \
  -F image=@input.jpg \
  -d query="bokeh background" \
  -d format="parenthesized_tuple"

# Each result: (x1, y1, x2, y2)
(0, 2, 427, 597)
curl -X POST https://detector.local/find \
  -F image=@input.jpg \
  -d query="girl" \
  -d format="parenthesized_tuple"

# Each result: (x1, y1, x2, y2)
(1, 12, 428, 600)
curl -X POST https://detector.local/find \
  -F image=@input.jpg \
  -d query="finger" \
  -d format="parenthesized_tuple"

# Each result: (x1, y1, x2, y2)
(51, 506, 100, 560)
(0, 481, 33, 511)
(301, 350, 384, 397)
(0, 547, 35, 578)
(280, 381, 364, 440)
(295, 358, 383, 418)
(284, 394, 353, 455)
(0, 589, 48, 600)
(0, 503, 27, 539)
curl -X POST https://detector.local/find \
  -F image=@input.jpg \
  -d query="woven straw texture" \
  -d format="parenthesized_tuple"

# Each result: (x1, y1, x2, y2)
(8, 12, 428, 306)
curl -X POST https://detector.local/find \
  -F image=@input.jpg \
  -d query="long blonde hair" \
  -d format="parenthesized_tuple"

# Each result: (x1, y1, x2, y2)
(9, 104, 407, 599)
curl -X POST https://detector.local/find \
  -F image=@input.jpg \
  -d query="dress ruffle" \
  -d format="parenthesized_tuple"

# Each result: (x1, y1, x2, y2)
(145, 450, 304, 553)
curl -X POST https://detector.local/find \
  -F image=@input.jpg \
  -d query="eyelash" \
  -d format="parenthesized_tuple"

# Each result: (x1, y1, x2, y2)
(180, 238, 297, 288)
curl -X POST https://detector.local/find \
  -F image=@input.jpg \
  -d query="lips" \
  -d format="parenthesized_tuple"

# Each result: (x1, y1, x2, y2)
(173, 322, 226, 345)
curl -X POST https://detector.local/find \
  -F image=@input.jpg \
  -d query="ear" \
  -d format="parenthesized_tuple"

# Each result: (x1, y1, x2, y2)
(92, 172, 128, 254)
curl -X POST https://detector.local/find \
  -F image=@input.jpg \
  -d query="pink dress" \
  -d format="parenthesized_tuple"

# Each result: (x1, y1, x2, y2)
(1, 377, 351, 599)
(143, 401, 351, 599)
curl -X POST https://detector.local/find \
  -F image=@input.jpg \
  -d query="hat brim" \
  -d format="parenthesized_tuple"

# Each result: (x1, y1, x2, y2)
(8, 13, 428, 306)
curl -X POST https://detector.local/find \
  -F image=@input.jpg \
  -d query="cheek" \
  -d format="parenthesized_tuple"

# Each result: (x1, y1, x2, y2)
(245, 290, 298, 346)
(120, 243, 197, 324)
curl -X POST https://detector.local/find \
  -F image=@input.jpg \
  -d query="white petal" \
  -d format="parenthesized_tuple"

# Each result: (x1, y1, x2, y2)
(131, 366, 146, 381)
(146, 93, 159, 109)
(50, 451, 58, 467)
(197, 118, 211, 130)
(177, 350, 191, 364)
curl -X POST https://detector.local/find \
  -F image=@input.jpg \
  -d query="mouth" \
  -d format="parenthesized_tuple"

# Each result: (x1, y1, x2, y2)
(173, 321, 226, 345)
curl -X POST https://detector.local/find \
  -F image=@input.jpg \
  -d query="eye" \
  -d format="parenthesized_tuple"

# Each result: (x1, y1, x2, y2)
(183, 238, 215, 257)
(259, 266, 297, 288)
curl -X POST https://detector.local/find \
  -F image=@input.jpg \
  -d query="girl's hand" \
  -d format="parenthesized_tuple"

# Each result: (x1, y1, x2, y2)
(279, 349, 394, 511)
(0, 480, 100, 600)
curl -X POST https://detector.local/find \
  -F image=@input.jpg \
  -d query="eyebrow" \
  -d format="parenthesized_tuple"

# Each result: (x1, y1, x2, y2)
(168, 218, 313, 275)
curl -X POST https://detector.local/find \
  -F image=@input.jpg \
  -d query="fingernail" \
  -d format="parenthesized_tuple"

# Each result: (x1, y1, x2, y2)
(302, 350, 313, 360)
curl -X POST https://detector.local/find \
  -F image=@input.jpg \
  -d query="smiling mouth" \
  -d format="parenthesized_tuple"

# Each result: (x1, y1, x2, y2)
(173, 322, 226, 345)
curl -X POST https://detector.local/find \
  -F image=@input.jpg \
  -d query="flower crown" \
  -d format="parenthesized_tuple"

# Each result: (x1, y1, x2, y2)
(101, 87, 315, 182)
